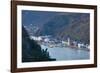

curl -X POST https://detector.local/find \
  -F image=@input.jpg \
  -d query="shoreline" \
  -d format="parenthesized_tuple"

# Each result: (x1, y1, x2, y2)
(40, 44, 90, 52)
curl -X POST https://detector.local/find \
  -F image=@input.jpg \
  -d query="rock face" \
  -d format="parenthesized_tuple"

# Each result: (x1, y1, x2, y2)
(22, 26, 55, 62)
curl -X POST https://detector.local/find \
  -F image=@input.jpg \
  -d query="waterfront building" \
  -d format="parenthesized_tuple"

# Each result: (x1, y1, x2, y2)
(77, 43, 84, 48)
(30, 36, 42, 41)
(67, 37, 71, 46)
(44, 38, 50, 42)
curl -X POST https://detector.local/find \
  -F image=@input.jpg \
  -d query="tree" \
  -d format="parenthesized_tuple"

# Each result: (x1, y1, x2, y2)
(22, 26, 56, 62)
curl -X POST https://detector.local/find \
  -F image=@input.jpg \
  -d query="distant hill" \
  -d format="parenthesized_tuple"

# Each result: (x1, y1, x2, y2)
(35, 14, 69, 36)
(24, 13, 90, 44)
(34, 13, 90, 44)
(56, 13, 90, 44)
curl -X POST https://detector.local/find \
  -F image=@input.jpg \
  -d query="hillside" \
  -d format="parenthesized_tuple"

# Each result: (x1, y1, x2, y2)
(33, 13, 90, 44)
(22, 26, 56, 62)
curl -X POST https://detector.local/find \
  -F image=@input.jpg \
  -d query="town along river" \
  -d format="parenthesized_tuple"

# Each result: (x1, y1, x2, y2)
(41, 45, 90, 61)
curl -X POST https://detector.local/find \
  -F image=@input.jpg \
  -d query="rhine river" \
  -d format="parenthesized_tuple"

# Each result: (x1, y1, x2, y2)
(41, 45, 90, 60)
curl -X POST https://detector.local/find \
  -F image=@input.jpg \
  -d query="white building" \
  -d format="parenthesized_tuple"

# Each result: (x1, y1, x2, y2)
(37, 36, 42, 41)
(44, 38, 50, 42)
(77, 43, 84, 48)
(86, 44, 90, 49)
(30, 36, 42, 41)
(67, 37, 70, 46)
(30, 36, 37, 40)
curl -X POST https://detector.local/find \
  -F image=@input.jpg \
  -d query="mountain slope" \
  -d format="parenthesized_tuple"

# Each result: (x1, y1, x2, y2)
(34, 13, 90, 44)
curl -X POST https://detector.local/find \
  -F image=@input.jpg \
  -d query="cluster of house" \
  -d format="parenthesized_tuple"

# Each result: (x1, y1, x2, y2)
(61, 38, 90, 50)
(30, 35, 90, 50)
(30, 35, 50, 42)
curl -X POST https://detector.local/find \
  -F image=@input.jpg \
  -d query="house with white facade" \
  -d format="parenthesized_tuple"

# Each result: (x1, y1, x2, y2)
(30, 36, 42, 41)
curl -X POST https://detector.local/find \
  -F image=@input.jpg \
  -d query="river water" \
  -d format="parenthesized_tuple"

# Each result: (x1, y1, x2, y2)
(41, 45, 90, 61)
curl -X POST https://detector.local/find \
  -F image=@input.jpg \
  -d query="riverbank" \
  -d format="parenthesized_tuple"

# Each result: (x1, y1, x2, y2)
(40, 43, 90, 51)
